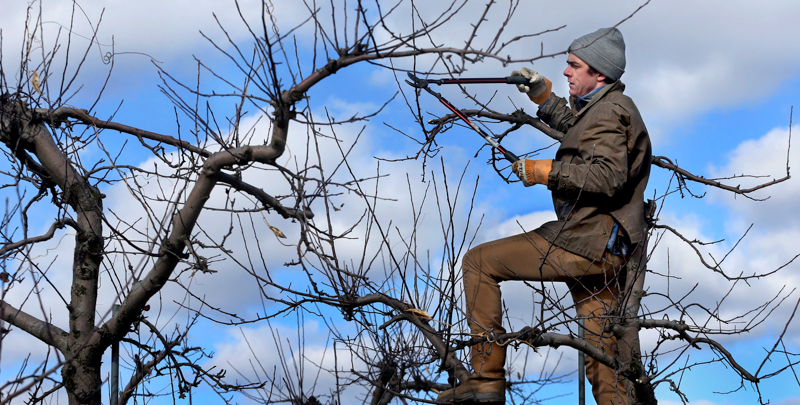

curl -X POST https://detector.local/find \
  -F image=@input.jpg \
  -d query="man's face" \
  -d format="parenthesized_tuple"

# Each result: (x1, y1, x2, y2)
(563, 53, 606, 97)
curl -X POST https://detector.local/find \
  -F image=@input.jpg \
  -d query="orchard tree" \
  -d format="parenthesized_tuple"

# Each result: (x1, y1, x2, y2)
(0, 1, 797, 405)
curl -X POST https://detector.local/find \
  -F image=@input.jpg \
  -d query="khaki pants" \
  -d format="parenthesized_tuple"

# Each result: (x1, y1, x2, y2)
(462, 230, 628, 405)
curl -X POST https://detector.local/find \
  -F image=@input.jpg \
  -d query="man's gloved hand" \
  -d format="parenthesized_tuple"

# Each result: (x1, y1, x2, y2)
(512, 159, 553, 187)
(510, 67, 552, 104)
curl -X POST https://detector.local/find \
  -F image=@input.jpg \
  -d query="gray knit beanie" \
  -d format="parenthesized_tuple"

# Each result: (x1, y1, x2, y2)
(569, 27, 626, 82)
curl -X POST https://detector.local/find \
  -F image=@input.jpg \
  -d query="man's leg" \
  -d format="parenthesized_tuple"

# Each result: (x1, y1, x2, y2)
(439, 231, 608, 403)
(462, 231, 603, 337)
(570, 257, 628, 405)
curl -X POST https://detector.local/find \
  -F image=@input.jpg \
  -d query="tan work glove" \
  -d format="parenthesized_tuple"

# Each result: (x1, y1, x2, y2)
(510, 67, 552, 104)
(512, 159, 553, 187)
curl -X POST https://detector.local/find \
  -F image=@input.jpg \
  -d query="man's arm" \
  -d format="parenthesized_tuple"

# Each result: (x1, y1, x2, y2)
(547, 103, 630, 198)
(537, 93, 576, 134)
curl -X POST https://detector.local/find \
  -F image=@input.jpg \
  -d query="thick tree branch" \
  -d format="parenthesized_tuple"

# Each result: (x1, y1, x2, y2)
(40, 107, 212, 158)
(455, 326, 633, 380)
(99, 144, 284, 345)
(284, 46, 569, 105)
(0, 301, 67, 352)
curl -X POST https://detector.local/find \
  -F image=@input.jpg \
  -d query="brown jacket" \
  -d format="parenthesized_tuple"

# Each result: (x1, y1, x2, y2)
(534, 81, 651, 262)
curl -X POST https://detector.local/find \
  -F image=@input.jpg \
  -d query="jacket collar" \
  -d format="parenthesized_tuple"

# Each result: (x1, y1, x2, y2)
(570, 81, 625, 117)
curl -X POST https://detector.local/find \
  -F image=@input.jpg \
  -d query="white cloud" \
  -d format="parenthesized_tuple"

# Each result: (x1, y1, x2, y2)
(479, 210, 557, 242)
(709, 125, 796, 230)
(207, 320, 343, 396)
(0, 0, 310, 67)
(365, 0, 800, 147)
(6, 0, 800, 150)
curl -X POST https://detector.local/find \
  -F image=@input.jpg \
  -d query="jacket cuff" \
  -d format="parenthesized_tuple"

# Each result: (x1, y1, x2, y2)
(547, 160, 563, 190)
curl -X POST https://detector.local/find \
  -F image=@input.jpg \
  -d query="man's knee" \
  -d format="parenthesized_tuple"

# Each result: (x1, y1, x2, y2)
(462, 246, 482, 274)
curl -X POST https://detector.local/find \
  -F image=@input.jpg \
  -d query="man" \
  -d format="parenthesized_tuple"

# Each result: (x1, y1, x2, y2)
(437, 28, 651, 404)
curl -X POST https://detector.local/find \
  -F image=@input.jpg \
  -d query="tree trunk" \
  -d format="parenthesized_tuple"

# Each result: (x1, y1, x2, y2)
(618, 240, 657, 405)
(62, 190, 105, 405)
(61, 347, 103, 405)
(2, 100, 108, 405)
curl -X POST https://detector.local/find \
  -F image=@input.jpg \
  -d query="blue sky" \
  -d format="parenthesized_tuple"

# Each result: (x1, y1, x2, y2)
(2, 0, 800, 404)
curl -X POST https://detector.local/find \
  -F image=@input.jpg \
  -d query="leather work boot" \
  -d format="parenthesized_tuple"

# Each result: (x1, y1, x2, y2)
(437, 343, 506, 404)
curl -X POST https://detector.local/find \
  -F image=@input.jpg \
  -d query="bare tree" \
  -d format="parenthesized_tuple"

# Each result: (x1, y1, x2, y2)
(0, 1, 798, 405)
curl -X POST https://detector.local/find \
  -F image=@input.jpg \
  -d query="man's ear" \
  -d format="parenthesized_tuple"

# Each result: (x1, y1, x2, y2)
(597, 73, 607, 84)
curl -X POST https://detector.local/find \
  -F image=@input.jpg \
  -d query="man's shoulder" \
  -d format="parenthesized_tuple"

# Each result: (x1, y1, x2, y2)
(599, 86, 642, 118)
(602, 83, 632, 103)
